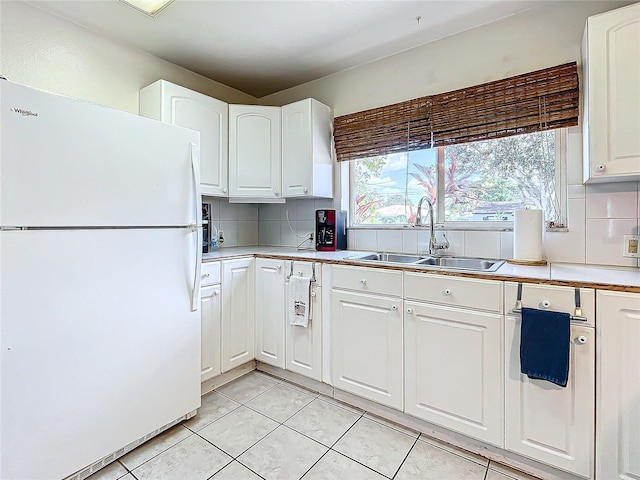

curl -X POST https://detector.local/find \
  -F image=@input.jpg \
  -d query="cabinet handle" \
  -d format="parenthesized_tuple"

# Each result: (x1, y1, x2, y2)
(595, 164, 606, 172)
(443, 288, 451, 296)
(222, 188, 228, 194)
(576, 335, 588, 345)
(276, 265, 282, 271)
(274, 191, 280, 196)
(541, 300, 551, 309)
(202, 272, 210, 278)
(406, 307, 413, 314)
(303, 188, 309, 194)
(360, 279, 367, 285)
(310, 291, 316, 297)
(391, 305, 397, 310)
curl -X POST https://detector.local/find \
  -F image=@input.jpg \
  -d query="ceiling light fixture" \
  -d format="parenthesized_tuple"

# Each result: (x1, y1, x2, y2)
(119, 0, 175, 18)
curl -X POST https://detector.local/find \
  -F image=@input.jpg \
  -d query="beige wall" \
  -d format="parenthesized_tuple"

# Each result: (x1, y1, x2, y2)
(0, 1, 257, 114)
(259, 1, 631, 115)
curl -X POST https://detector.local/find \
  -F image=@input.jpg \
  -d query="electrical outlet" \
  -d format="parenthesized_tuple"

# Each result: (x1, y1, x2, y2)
(218, 230, 225, 245)
(623, 235, 639, 257)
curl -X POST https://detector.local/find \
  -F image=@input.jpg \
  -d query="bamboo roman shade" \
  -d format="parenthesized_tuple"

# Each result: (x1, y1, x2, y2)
(333, 62, 579, 162)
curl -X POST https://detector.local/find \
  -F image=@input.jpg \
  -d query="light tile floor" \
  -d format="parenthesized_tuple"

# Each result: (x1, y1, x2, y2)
(88, 372, 539, 480)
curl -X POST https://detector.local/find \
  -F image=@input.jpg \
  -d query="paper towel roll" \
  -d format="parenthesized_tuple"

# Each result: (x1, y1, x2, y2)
(513, 209, 543, 261)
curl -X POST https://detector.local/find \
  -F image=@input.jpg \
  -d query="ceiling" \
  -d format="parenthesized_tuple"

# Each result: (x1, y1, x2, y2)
(24, 0, 554, 98)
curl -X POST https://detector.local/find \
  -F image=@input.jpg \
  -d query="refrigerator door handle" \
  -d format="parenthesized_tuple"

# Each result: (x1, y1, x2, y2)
(190, 143, 202, 312)
(192, 226, 202, 312)
(191, 143, 202, 227)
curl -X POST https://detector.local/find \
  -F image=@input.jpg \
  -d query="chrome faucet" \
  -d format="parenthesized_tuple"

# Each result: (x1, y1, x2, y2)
(415, 196, 449, 255)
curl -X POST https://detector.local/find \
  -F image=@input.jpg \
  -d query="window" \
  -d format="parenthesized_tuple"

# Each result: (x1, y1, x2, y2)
(336, 62, 578, 229)
(351, 129, 565, 227)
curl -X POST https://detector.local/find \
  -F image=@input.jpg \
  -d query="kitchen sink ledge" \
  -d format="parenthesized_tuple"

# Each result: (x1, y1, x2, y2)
(203, 247, 640, 292)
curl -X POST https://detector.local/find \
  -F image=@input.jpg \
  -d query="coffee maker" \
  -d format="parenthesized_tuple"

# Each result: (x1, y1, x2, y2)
(315, 209, 347, 251)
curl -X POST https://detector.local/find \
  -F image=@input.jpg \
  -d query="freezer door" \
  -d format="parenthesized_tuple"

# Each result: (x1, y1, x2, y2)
(0, 82, 200, 227)
(0, 229, 201, 480)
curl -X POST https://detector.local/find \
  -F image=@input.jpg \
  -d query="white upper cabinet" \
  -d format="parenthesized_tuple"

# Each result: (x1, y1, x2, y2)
(583, 3, 640, 183)
(281, 99, 333, 198)
(229, 105, 282, 200)
(139, 80, 229, 196)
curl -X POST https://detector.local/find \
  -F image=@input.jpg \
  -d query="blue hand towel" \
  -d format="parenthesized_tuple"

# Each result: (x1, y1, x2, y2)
(520, 307, 571, 387)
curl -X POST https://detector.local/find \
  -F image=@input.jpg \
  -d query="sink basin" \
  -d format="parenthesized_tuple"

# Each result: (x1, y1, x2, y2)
(416, 256, 504, 272)
(345, 252, 504, 272)
(345, 252, 424, 263)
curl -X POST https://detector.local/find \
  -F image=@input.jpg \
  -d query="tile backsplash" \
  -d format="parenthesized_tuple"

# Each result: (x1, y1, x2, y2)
(204, 197, 259, 248)
(211, 180, 640, 268)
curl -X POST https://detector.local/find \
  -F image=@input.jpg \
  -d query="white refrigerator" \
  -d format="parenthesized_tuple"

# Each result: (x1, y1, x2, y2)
(0, 81, 203, 480)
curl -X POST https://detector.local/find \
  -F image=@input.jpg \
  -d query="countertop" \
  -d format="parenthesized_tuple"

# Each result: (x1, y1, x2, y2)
(203, 247, 640, 292)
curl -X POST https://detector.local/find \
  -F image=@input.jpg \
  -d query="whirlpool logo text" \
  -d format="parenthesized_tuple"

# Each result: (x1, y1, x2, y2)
(10, 108, 38, 117)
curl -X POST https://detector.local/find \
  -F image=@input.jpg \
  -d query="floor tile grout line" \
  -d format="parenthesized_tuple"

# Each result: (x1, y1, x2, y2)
(363, 412, 421, 438)
(390, 435, 420, 480)
(195, 417, 280, 461)
(328, 449, 394, 479)
(296, 444, 332, 480)
(117, 459, 129, 473)
(327, 410, 366, 449)
(241, 393, 317, 425)
(183, 403, 242, 434)
(314, 395, 366, 416)
(122, 427, 196, 474)
(233, 456, 270, 480)
(417, 434, 490, 468)
(216, 381, 280, 406)
(200, 457, 234, 480)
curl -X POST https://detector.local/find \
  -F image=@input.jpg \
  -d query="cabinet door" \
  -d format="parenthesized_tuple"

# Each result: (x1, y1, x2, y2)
(505, 316, 594, 478)
(229, 105, 281, 198)
(331, 290, 403, 410)
(404, 302, 503, 446)
(286, 284, 322, 381)
(584, 3, 640, 182)
(201, 284, 221, 382)
(255, 258, 285, 368)
(221, 258, 255, 372)
(597, 291, 640, 480)
(139, 80, 229, 196)
(282, 99, 333, 198)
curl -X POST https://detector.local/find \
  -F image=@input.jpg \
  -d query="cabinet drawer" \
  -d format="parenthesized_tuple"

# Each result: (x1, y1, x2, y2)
(332, 265, 402, 297)
(284, 259, 322, 286)
(504, 282, 595, 327)
(201, 261, 221, 286)
(404, 272, 502, 313)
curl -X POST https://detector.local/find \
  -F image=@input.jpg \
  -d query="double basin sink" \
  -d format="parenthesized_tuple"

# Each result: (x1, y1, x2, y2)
(345, 252, 505, 272)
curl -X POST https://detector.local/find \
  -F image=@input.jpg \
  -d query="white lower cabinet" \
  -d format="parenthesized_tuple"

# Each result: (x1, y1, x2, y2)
(404, 301, 503, 446)
(200, 284, 222, 382)
(596, 291, 640, 480)
(255, 258, 286, 368)
(331, 289, 403, 410)
(221, 258, 255, 372)
(505, 315, 594, 478)
(286, 262, 322, 381)
(200, 262, 222, 383)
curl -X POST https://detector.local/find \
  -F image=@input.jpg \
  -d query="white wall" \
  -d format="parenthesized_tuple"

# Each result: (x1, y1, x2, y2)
(0, 1, 257, 114)
(259, 0, 639, 267)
